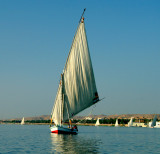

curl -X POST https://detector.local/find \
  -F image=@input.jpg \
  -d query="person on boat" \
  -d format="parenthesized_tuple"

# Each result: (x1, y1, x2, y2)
(72, 125, 78, 131)
(68, 119, 72, 128)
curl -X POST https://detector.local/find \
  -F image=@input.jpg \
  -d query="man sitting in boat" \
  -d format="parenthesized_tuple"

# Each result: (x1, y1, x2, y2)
(72, 125, 78, 131)
(68, 119, 78, 131)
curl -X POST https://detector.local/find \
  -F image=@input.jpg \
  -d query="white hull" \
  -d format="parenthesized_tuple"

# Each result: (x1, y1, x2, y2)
(50, 126, 78, 134)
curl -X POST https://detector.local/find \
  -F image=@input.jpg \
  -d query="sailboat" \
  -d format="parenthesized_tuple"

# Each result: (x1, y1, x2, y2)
(115, 119, 119, 127)
(128, 117, 133, 127)
(148, 115, 160, 128)
(21, 117, 25, 125)
(50, 9, 100, 134)
(151, 115, 157, 128)
(95, 118, 100, 126)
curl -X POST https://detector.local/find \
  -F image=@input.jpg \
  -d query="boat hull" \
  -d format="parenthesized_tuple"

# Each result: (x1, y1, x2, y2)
(50, 126, 78, 134)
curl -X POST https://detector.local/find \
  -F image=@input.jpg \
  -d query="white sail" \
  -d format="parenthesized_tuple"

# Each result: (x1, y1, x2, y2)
(115, 119, 119, 127)
(51, 17, 99, 125)
(150, 115, 157, 128)
(21, 117, 25, 125)
(51, 82, 63, 126)
(128, 117, 133, 127)
(95, 118, 100, 126)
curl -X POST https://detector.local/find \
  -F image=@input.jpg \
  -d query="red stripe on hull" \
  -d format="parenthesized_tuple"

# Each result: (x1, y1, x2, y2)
(51, 130, 77, 134)
(51, 130, 59, 134)
(50, 126, 78, 134)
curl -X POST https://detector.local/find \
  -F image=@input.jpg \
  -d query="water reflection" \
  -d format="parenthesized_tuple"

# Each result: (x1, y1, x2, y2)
(50, 133, 100, 153)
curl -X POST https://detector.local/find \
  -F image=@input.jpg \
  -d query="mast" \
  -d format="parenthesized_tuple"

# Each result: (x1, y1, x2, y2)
(79, 8, 86, 23)
(60, 74, 63, 126)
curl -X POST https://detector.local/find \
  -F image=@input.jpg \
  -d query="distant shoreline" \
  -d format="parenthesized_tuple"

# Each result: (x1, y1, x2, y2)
(0, 122, 128, 127)
(1, 114, 159, 121)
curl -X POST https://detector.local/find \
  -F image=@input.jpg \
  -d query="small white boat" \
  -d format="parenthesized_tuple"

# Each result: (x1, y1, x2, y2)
(50, 9, 100, 134)
(153, 122, 160, 128)
(95, 118, 100, 126)
(128, 117, 134, 127)
(115, 119, 119, 127)
(21, 117, 25, 125)
(148, 115, 160, 128)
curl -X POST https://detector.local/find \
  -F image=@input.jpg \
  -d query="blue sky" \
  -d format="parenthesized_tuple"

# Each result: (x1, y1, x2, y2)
(0, 1, 160, 119)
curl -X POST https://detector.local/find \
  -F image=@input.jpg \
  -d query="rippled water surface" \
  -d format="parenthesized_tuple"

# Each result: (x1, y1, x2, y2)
(0, 124, 160, 153)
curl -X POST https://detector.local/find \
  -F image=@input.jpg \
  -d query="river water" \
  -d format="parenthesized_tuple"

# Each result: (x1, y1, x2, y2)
(0, 124, 160, 153)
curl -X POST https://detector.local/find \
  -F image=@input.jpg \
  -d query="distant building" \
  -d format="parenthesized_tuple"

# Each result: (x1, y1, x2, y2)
(85, 117, 93, 120)
(135, 119, 144, 123)
(132, 122, 147, 127)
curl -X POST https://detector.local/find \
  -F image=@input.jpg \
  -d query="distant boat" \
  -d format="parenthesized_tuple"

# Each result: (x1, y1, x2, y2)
(50, 9, 100, 134)
(95, 118, 100, 126)
(151, 115, 157, 127)
(115, 119, 119, 127)
(21, 117, 25, 125)
(128, 117, 134, 127)
(149, 115, 160, 128)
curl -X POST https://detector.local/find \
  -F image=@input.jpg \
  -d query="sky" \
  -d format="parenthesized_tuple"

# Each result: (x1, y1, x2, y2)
(0, 1, 160, 119)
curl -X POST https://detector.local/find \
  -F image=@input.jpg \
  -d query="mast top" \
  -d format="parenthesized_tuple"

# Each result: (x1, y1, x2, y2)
(79, 8, 86, 23)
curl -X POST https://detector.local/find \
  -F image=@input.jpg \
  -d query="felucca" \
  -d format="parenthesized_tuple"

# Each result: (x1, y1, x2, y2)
(95, 118, 100, 126)
(115, 119, 119, 127)
(148, 115, 160, 128)
(21, 117, 25, 125)
(128, 117, 134, 127)
(50, 9, 100, 134)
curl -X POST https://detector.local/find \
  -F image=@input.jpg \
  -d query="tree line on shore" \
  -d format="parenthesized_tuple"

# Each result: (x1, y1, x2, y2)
(1, 118, 152, 124)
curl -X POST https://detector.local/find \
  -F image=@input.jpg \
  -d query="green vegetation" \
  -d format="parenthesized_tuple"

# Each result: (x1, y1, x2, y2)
(0, 118, 154, 125)
(100, 118, 129, 124)
(26, 120, 50, 123)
